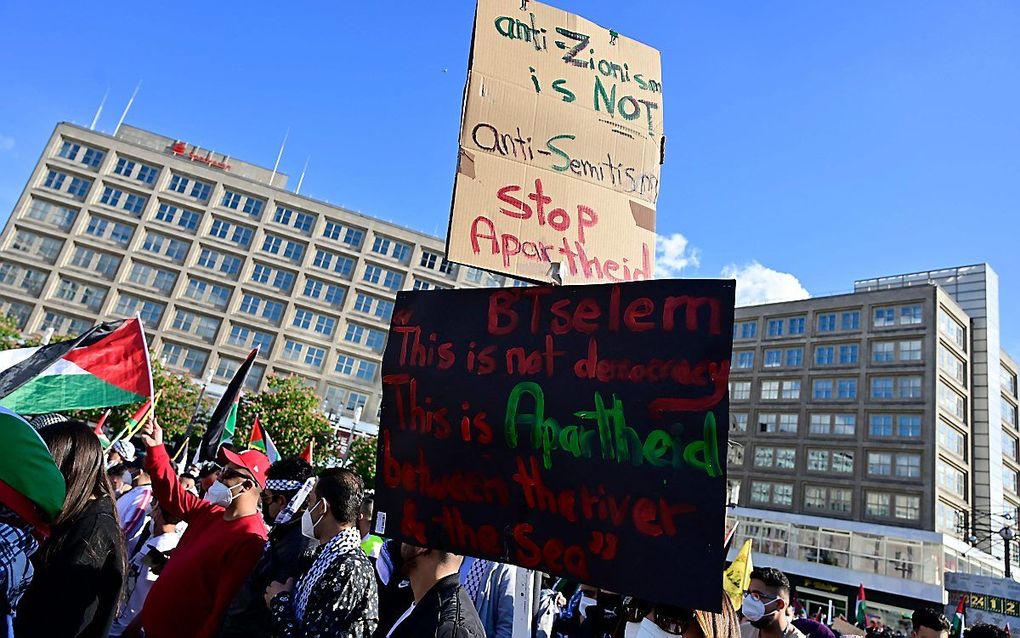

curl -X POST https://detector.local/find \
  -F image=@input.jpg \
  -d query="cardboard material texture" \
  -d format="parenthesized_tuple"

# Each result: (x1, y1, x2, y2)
(447, 0, 664, 284)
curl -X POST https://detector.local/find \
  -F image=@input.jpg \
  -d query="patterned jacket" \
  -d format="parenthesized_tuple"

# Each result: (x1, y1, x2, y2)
(269, 527, 378, 638)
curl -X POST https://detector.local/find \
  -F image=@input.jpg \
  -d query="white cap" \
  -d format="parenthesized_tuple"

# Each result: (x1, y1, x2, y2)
(112, 440, 136, 462)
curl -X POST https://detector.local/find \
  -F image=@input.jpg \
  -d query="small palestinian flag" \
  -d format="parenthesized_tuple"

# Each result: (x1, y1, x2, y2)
(300, 440, 314, 465)
(950, 595, 966, 638)
(0, 318, 152, 414)
(200, 347, 258, 461)
(855, 584, 867, 626)
(94, 410, 111, 448)
(248, 417, 280, 464)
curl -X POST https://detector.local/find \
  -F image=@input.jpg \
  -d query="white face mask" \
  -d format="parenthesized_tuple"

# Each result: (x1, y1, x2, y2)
(636, 618, 683, 638)
(300, 499, 327, 545)
(741, 594, 770, 622)
(625, 621, 644, 638)
(204, 480, 244, 507)
(578, 595, 597, 619)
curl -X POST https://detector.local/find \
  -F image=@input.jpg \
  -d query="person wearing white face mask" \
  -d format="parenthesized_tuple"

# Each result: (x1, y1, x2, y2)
(739, 568, 805, 638)
(132, 418, 270, 638)
(622, 594, 740, 638)
(264, 468, 379, 637)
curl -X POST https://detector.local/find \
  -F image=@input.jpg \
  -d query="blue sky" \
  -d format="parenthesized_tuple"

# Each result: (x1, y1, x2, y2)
(0, 1, 1018, 350)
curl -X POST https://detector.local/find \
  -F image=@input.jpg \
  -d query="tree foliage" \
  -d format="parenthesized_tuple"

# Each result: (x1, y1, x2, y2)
(347, 435, 378, 488)
(235, 375, 341, 463)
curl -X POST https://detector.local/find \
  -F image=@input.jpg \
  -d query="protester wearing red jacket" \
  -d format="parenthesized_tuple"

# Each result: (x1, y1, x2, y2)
(135, 420, 269, 638)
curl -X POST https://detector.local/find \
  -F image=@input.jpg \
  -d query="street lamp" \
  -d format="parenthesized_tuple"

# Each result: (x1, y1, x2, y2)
(1001, 525, 1017, 579)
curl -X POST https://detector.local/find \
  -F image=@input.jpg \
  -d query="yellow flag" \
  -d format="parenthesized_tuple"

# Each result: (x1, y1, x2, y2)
(723, 539, 754, 611)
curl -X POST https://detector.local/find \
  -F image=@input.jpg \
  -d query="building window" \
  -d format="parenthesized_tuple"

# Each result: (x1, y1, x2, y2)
(728, 445, 744, 467)
(788, 317, 805, 335)
(735, 352, 754, 369)
(837, 379, 857, 399)
(865, 492, 891, 517)
(936, 460, 966, 499)
(785, 348, 803, 367)
(841, 311, 861, 331)
(365, 329, 386, 351)
(938, 310, 966, 350)
(420, 251, 439, 269)
(815, 346, 834, 366)
(730, 382, 751, 401)
(100, 187, 122, 207)
(1005, 467, 1019, 494)
(304, 346, 325, 369)
(1004, 431, 1018, 462)
(870, 415, 894, 437)
(26, 199, 78, 230)
(767, 319, 784, 337)
(763, 350, 782, 368)
(57, 141, 80, 160)
(817, 314, 836, 333)
(779, 414, 798, 433)
(734, 321, 757, 340)
(392, 243, 411, 262)
(81, 148, 105, 168)
(813, 380, 833, 400)
(781, 380, 801, 400)
(899, 340, 922, 362)
(938, 383, 966, 421)
(838, 344, 859, 365)
(833, 451, 854, 473)
(897, 415, 922, 438)
(1003, 366, 1018, 398)
(894, 495, 920, 520)
(1002, 397, 1018, 428)
(371, 236, 391, 255)
(899, 376, 922, 399)
(900, 305, 922, 325)
(221, 191, 242, 209)
(871, 377, 894, 399)
(809, 414, 830, 435)
(868, 452, 892, 476)
(314, 315, 336, 337)
(282, 340, 304, 361)
(293, 309, 313, 330)
(356, 360, 378, 381)
(761, 381, 779, 400)
(731, 413, 748, 432)
(136, 165, 159, 185)
(807, 450, 828, 472)
(123, 193, 147, 215)
(873, 342, 895, 363)
(383, 270, 404, 291)
(874, 307, 896, 327)
(938, 420, 966, 458)
(834, 414, 856, 435)
(936, 501, 966, 535)
(895, 454, 921, 478)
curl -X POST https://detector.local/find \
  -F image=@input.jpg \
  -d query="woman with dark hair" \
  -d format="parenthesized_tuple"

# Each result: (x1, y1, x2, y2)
(14, 420, 128, 638)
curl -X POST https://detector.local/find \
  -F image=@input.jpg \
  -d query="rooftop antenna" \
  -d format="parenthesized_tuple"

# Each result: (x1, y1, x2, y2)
(114, 81, 142, 136)
(269, 129, 289, 187)
(89, 88, 108, 131)
(295, 156, 310, 194)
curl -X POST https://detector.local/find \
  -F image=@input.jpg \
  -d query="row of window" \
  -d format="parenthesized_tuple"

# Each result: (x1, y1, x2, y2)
(732, 446, 921, 479)
(746, 481, 922, 521)
(734, 304, 924, 341)
(732, 340, 923, 370)
(730, 376, 924, 402)
(731, 411, 925, 438)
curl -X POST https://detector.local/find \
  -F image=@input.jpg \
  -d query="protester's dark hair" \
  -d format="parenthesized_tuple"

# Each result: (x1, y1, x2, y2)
(198, 463, 220, 479)
(106, 462, 128, 479)
(37, 421, 128, 575)
(750, 567, 791, 596)
(180, 472, 197, 482)
(966, 625, 1007, 638)
(267, 457, 313, 498)
(315, 468, 363, 525)
(912, 608, 950, 633)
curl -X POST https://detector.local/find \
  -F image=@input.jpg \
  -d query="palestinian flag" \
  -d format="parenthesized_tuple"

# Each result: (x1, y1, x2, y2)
(94, 410, 111, 447)
(300, 440, 313, 465)
(0, 407, 66, 539)
(200, 347, 258, 461)
(950, 595, 966, 638)
(855, 584, 867, 626)
(0, 319, 152, 414)
(248, 417, 280, 463)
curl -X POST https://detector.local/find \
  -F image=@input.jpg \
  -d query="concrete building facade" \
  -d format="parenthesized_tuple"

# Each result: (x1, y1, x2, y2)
(0, 122, 517, 425)
(725, 265, 1016, 628)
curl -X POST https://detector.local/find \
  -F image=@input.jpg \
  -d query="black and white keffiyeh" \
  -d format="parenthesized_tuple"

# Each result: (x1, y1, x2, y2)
(266, 479, 303, 492)
(293, 526, 362, 621)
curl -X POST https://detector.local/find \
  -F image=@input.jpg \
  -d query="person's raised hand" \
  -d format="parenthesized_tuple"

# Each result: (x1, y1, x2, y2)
(140, 415, 162, 448)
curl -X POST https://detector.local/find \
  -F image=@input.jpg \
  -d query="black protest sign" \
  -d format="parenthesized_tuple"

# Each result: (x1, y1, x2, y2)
(373, 279, 735, 611)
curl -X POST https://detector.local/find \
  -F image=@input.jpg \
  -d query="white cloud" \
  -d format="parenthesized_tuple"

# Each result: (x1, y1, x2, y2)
(655, 232, 701, 278)
(721, 261, 810, 307)
(0, 134, 13, 153)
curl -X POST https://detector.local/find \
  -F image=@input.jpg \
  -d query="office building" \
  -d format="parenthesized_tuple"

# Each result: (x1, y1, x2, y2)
(0, 122, 517, 426)
(725, 264, 1019, 627)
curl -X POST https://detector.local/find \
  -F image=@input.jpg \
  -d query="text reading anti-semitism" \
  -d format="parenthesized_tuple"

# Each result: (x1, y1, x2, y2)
(373, 279, 734, 611)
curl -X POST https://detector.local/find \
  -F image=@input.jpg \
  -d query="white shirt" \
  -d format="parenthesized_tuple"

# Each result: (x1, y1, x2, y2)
(108, 530, 182, 637)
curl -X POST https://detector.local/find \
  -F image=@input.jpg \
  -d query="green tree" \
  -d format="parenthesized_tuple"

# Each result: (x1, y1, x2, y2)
(347, 435, 378, 488)
(0, 314, 23, 351)
(235, 375, 341, 463)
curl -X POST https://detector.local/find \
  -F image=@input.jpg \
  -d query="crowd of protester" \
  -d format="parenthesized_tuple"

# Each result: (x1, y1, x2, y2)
(0, 408, 997, 638)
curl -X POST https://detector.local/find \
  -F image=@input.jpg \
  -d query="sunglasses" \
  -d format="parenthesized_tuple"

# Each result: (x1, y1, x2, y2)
(745, 589, 780, 603)
(222, 468, 255, 484)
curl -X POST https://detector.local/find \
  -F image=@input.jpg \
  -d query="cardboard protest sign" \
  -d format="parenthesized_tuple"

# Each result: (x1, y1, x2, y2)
(446, 0, 664, 284)
(373, 279, 734, 611)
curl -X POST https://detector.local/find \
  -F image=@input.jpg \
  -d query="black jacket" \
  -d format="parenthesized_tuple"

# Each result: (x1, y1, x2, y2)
(15, 497, 126, 638)
(219, 518, 314, 638)
(388, 574, 485, 638)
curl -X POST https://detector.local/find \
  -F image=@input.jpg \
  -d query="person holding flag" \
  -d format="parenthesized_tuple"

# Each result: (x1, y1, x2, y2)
(134, 416, 269, 638)
(220, 455, 316, 638)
